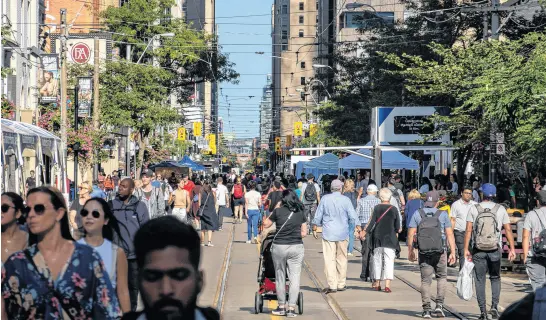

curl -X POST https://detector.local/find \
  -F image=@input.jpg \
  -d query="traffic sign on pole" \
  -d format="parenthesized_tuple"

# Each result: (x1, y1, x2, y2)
(496, 143, 505, 155)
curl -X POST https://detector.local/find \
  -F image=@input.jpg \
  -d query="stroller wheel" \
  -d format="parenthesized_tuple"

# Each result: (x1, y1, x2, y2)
(297, 292, 303, 314)
(254, 292, 262, 314)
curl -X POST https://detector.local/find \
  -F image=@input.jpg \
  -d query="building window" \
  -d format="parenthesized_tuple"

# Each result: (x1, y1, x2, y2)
(299, 2, 304, 10)
(300, 91, 306, 101)
(316, 14, 319, 23)
(281, 30, 288, 40)
(281, 17, 288, 27)
(300, 77, 306, 85)
(282, 44, 288, 51)
(282, 4, 288, 14)
(298, 29, 304, 37)
(300, 61, 306, 69)
(299, 15, 304, 24)
(316, 1, 319, 10)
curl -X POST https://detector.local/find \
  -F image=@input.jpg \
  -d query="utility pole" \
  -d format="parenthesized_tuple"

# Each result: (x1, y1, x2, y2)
(93, 37, 100, 179)
(60, 9, 69, 195)
(125, 44, 131, 177)
(74, 85, 80, 199)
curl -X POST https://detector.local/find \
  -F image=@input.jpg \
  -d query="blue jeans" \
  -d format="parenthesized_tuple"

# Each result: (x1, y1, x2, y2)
(348, 220, 355, 253)
(247, 209, 260, 240)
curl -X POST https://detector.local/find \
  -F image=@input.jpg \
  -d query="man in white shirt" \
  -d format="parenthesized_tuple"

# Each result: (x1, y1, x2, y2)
(522, 190, 546, 291)
(450, 188, 476, 270)
(215, 177, 229, 231)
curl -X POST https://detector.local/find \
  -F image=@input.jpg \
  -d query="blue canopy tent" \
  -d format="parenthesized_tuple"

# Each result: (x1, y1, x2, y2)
(295, 153, 339, 178)
(338, 142, 419, 170)
(177, 155, 205, 171)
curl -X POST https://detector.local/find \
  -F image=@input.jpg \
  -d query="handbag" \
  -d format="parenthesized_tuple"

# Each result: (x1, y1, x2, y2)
(367, 206, 393, 250)
(198, 192, 211, 217)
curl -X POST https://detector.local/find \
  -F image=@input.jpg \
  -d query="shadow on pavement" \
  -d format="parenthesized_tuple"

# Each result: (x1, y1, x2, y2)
(376, 308, 420, 317)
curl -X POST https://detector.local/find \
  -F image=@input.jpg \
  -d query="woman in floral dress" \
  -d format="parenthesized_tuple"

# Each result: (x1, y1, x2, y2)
(1, 186, 121, 319)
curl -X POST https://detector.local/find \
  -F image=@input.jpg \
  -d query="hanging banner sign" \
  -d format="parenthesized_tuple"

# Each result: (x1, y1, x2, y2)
(193, 122, 203, 137)
(294, 122, 303, 136)
(77, 77, 93, 117)
(39, 54, 60, 104)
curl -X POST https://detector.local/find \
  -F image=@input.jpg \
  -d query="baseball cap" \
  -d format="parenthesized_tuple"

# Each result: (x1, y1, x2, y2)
(331, 179, 343, 190)
(141, 169, 154, 178)
(306, 173, 315, 180)
(481, 183, 497, 197)
(367, 184, 379, 192)
(424, 191, 440, 207)
(537, 190, 546, 205)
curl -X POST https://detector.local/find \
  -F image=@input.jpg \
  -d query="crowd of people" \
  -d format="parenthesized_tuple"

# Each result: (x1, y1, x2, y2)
(2, 167, 546, 319)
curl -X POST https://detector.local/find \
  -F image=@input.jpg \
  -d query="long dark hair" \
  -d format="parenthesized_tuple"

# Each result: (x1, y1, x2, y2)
(281, 189, 304, 212)
(26, 186, 74, 241)
(83, 198, 121, 242)
(2, 192, 25, 225)
(202, 180, 212, 194)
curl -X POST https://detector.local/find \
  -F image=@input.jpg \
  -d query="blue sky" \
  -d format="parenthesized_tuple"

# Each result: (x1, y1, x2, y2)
(216, 0, 272, 140)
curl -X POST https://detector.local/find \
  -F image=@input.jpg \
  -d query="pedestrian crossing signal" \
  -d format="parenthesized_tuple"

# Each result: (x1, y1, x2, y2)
(177, 127, 186, 141)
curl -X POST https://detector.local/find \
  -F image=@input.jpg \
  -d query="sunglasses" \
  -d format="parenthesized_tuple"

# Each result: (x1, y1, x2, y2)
(23, 204, 47, 215)
(1, 205, 15, 213)
(80, 209, 101, 218)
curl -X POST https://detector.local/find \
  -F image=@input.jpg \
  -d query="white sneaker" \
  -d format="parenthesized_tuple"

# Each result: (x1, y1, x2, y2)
(246, 240, 252, 244)
(348, 252, 353, 256)
(207, 242, 214, 247)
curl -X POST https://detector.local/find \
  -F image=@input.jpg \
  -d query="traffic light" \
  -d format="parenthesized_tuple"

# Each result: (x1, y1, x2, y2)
(275, 137, 281, 153)
(177, 127, 186, 141)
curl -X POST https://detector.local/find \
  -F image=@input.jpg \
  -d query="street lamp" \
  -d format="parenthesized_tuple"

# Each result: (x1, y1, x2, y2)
(312, 64, 334, 71)
(308, 79, 332, 99)
(136, 33, 175, 64)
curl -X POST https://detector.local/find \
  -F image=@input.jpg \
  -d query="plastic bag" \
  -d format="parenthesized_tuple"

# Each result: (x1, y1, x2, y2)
(456, 259, 475, 301)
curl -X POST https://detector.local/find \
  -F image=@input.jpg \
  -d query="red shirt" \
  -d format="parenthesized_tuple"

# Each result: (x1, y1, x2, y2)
(183, 180, 195, 193)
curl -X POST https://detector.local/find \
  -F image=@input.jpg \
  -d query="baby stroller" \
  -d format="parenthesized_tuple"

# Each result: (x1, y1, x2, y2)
(254, 231, 303, 314)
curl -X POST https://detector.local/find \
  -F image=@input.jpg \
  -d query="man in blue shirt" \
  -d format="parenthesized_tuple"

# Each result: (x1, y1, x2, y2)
(312, 179, 360, 293)
(90, 180, 107, 199)
(407, 191, 456, 319)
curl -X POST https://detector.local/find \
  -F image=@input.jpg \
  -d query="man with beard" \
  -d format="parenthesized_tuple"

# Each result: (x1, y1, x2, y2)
(121, 216, 219, 320)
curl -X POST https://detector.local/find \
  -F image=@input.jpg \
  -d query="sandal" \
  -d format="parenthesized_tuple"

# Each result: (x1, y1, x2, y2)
(384, 287, 392, 293)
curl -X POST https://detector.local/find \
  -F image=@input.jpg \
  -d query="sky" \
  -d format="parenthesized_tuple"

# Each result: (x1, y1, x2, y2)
(216, 0, 272, 140)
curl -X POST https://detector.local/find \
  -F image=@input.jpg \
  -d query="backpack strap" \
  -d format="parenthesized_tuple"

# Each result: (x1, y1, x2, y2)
(433, 210, 443, 218)
(418, 209, 426, 219)
(111, 243, 118, 285)
(534, 209, 546, 231)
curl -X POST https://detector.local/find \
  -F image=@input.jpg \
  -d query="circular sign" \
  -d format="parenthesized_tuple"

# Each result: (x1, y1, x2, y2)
(71, 42, 91, 64)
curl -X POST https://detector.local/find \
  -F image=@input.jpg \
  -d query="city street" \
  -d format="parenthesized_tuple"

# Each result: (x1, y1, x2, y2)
(199, 218, 531, 320)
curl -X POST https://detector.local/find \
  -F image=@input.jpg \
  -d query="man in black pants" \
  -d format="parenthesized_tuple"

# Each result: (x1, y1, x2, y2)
(356, 184, 380, 281)
(464, 183, 516, 320)
(110, 178, 150, 311)
(450, 188, 476, 270)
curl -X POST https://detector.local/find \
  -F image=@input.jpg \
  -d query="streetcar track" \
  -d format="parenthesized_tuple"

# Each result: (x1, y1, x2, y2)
(302, 258, 351, 320)
(354, 247, 468, 320)
(213, 221, 235, 314)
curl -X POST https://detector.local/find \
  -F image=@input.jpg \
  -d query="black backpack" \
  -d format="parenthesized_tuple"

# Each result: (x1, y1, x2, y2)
(532, 209, 546, 258)
(304, 182, 317, 202)
(415, 209, 444, 256)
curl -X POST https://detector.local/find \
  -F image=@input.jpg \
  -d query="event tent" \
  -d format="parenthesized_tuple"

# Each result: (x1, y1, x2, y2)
(148, 161, 183, 169)
(338, 142, 419, 170)
(295, 153, 339, 178)
(177, 155, 205, 171)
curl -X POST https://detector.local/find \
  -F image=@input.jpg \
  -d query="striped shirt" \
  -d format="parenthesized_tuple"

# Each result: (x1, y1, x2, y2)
(356, 195, 380, 226)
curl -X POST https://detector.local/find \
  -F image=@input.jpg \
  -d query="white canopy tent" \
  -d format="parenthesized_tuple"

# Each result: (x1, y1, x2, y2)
(1, 119, 63, 194)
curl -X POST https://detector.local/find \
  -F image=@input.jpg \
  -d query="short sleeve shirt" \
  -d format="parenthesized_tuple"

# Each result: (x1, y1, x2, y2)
(245, 190, 261, 210)
(269, 207, 307, 245)
(215, 184, 229, 206)
(301, 182, 320, 205)
(409, 207, 452, 240)
(523, 207, 546, 256)
(466, 202, 510, 248)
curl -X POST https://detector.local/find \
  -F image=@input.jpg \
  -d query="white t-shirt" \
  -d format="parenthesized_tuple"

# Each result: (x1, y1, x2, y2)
(523, 207, 546, 256)
(216, 184, 229, 206)
(245, 190, 262, 210)
(466, 201, 510, 249)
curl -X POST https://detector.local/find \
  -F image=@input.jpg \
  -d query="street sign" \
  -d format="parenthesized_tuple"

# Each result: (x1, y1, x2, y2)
(294, 122, 303, 136)
(496, 143, 505, 155)
(496, 133, 504, 144)
(71, 42, 91, 64)
(177, 127, 186, 141)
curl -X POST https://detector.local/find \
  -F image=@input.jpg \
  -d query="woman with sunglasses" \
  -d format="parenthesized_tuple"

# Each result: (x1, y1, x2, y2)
(78, 197, 131, 314)
(1, 186, 121, 319)
(1, 192, 29, 263)
(68, 181, 92, 239)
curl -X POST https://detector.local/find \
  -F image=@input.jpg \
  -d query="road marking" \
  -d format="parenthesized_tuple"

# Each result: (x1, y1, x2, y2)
(213, 221, 235, 314)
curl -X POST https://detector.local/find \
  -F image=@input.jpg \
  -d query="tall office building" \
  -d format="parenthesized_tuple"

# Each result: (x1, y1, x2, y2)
(271, 0, 319, 145)
(259, 74, 273, 149)
(178, 0, 217, 136)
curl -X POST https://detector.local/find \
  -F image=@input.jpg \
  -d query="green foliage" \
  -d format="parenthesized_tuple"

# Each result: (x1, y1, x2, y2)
(297, 119, 347, 148)
(384, 32, 546, 169)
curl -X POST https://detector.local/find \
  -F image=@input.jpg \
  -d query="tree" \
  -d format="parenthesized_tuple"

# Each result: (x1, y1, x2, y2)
(384, 32, 546, 190)
(100, 60, 177, 176)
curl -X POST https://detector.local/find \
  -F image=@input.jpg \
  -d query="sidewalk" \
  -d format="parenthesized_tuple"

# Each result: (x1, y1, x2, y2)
(302, 236, 531, 319)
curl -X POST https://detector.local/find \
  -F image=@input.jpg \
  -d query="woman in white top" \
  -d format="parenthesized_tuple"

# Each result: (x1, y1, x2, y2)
(245, 180, 263, 244)
(78, 198, 131, 314)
